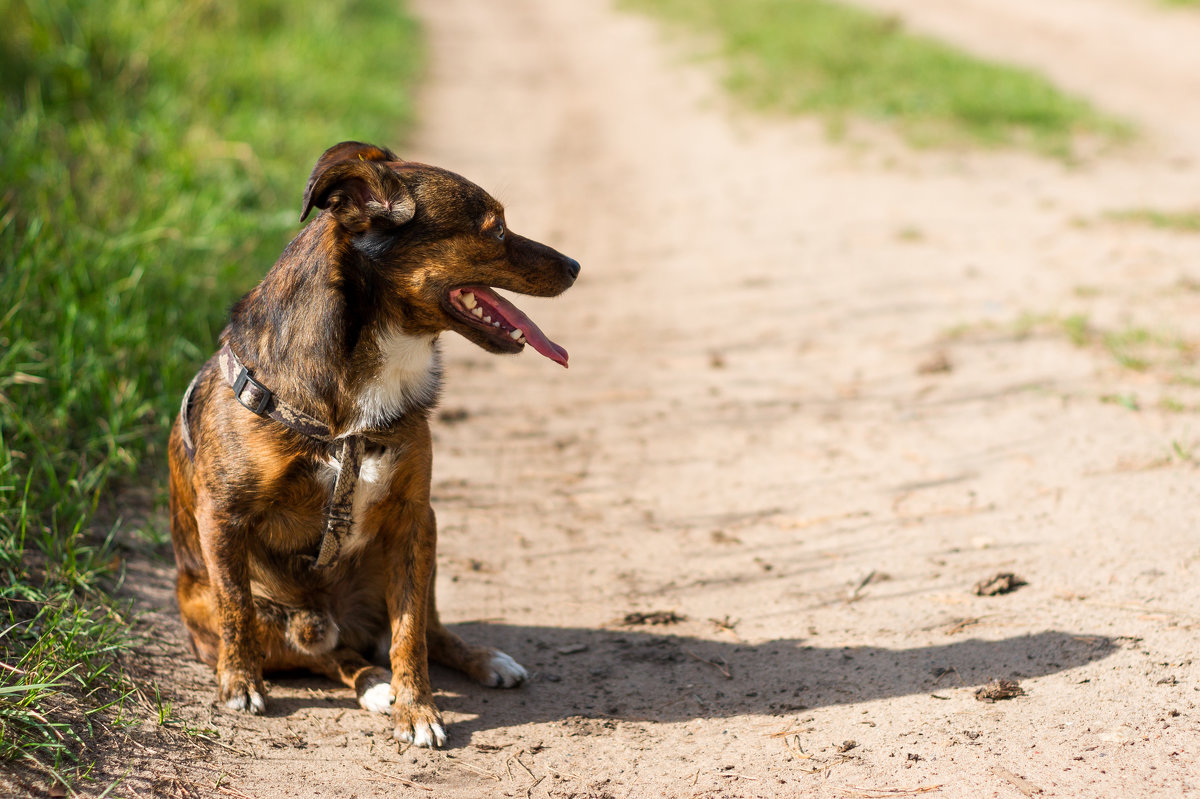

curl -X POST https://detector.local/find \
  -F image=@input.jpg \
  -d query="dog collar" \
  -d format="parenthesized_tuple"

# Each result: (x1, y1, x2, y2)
(218, 344, 336, 444)
(179, 344, 364, 571)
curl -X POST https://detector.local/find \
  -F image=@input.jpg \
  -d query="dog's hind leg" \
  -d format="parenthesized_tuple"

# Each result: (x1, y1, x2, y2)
(425, 564, 528, 689)
(245, 601, 391, 714)
(307, 648, 394, 714)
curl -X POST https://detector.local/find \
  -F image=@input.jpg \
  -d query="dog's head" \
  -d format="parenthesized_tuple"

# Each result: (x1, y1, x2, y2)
(300, 141, 580, 367)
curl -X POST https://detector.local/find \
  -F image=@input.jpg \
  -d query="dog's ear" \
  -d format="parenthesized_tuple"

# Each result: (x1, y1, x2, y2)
(300, 142, 413, 229)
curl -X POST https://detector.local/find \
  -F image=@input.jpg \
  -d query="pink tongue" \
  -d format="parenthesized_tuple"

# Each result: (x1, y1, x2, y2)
(469, 287, 569, 368)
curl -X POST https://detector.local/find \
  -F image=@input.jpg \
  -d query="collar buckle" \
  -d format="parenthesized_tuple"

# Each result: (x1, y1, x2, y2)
(232, 367, 272, 415)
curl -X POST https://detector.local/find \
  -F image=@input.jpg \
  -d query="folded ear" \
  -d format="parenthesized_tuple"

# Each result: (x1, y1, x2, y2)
(300, 141, 413, 228)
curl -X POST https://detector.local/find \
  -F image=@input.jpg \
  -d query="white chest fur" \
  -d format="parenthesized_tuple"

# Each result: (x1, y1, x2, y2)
(313, 328, 438, 553)
(310, 328, 439, 554)
(354, 328, 440, 431)
(319, 446, 400, 556)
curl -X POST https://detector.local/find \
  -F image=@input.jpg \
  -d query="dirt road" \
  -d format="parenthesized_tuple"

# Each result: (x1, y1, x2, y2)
(122, 0, 1200, 796)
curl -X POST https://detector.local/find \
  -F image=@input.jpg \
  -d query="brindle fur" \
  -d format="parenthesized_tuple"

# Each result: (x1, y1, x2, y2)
(168, 141, 578, 746)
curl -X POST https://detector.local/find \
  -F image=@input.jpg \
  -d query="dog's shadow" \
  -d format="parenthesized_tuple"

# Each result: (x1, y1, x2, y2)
(266, 623, 1115, 742)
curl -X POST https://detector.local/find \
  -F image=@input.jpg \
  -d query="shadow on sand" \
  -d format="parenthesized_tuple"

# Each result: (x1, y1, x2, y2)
(266, 622, 1115, 743)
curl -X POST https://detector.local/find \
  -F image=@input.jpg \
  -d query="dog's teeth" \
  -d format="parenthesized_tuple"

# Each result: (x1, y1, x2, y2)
(508, 328, 523, 340)
(462, 292, 477, 310)
(472, 307, 484, 318)
(492, 321, 501, 328)
(483, 315, 492, 323)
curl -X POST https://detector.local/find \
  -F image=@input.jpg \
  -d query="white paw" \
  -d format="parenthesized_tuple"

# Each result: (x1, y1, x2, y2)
(486, 651, 528, 688)
(395, 721, 447, 748)
(359, 676, 394, 714)
(225, 690, 266, 715)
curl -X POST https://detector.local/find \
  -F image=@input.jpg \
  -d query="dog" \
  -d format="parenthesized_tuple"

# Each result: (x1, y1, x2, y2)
(168, 141, 579, 748)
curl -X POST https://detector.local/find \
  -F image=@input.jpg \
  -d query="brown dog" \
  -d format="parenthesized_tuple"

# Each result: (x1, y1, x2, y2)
(168, 141, 578, 747)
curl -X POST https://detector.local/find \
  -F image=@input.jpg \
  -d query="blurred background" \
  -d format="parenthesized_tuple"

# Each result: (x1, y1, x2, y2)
(3, 0, 1199, 794)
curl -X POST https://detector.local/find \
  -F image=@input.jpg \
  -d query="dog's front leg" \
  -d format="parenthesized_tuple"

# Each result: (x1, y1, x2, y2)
(386, 504, 445, 747)
(196, 496, 266, 714)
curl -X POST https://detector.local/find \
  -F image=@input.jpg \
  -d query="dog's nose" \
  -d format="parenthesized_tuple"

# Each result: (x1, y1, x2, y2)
(565, 258, 581, 280)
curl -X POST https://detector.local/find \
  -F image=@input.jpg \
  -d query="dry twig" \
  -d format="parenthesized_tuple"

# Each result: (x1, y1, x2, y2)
(191, 732, 253, 758)
(171, 776, 200, 798)
(444, 756, 500, 781)
(217, 785, 257, 799)
(838, 785, 943, 797)
(852, 570, 878, 598)
(512, 752, 537, 780)
(991, 766, 1042, 796)
(683, 647, 732, 679)
(357, 761, 433, 792)
(944, 617, 982, 635)
(768, 726, 808, 738)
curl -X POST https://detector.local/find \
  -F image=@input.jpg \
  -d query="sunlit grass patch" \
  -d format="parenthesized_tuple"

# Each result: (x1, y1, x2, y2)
(1104, 208, 1200, 233)
(1031, 314, 1197, 377)
(1, 0, 421, 787)
(944, 312, 1200, 387)
(622, 0, 1130, 157)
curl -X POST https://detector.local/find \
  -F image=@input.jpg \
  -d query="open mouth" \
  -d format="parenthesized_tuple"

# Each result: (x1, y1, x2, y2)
(447, 286, 569, 367)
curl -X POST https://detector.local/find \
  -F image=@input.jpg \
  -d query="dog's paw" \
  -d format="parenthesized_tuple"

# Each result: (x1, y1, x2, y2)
(358, 671, 394, 714)
(219, 671, 267, 715)
(482, 651, 528, 688)
(393, 704, 446, 748)
(225, 690, 266, 715)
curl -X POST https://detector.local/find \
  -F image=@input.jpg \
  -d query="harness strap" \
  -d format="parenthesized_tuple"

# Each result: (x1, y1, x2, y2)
(179, 368, 203, 461)
(313, 434, 364, 570)
(179, 344, 366, 571)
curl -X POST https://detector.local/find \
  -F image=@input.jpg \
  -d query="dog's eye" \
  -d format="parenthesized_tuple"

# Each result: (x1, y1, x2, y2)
(493, 223, 505, 241)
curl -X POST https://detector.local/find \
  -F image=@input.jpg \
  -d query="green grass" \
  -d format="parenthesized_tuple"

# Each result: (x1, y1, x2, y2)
(1055, 315, 1198, 375)
(1, 0, 420, 787)
(946, 313, 1199, 385)
(1104, 208, 1200, 233)
(621, 0, 1129, 157)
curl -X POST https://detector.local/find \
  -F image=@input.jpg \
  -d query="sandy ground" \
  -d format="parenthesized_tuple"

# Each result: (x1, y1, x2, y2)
(74, 0, 1200, 797)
